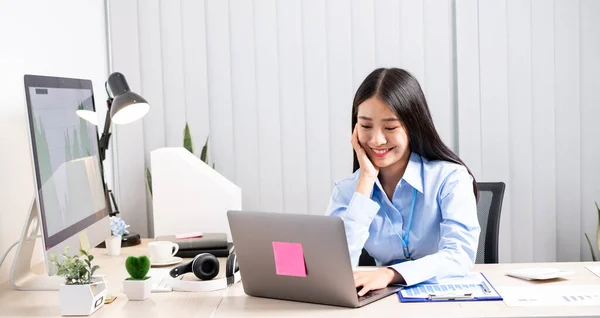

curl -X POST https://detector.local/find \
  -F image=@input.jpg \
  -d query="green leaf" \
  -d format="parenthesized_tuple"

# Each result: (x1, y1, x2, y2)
(200, 136, 209, 164)
(183, 123, 194, 154)
(88, 255, 94, 262)
(585, 233, 597, 261)
(145, 167, 153, 197)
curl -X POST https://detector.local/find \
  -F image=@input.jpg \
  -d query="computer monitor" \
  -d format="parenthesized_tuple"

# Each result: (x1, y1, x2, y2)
(9, 75, 110, 291)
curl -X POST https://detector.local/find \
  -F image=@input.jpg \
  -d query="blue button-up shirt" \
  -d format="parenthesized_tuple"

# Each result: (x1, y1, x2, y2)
(326, 152, 480, 286)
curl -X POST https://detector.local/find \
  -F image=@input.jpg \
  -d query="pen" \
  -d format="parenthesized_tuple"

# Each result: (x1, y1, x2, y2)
(427, 293, 473, 301)
(480, 280, 491, 294)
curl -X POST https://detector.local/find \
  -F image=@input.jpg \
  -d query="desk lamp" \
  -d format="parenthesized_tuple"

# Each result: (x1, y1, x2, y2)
(80, 72, 150, 247)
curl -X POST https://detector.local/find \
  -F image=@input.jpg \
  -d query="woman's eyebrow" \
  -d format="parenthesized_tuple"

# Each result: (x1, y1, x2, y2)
(358, 116, 399, 122)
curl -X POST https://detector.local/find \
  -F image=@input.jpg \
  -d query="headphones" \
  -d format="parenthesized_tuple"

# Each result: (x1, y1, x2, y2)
(168, 251, 241, 292)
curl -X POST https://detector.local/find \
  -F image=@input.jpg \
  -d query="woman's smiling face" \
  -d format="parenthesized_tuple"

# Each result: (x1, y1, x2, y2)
(356, 97, 410, 169)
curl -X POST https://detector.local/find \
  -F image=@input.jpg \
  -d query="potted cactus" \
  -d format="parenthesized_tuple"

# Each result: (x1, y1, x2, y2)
(122, 255, 152, 300)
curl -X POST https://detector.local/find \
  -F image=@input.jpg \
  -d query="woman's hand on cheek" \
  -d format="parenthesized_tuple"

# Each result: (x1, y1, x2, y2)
(351, 124, 379, 178)
(353, 268, 396, 296)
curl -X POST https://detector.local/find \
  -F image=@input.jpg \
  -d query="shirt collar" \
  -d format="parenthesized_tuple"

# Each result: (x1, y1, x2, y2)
(373, 152, 424, 195)
(403, 152, 424, 194)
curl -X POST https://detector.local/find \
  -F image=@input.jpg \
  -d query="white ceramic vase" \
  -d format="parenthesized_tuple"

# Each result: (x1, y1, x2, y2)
(59, 276, 107, 316)
(105, 235, 122, 256)
(123, 278, 152, 301)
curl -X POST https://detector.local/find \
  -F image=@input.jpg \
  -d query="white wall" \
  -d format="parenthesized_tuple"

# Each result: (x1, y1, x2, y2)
(110, 0, 600, 262)
(0, 0, 108, 283)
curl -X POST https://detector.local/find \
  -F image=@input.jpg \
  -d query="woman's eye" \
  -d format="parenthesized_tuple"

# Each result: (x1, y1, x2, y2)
(360, 125, 372, 129)
(385, 127, 398, 131)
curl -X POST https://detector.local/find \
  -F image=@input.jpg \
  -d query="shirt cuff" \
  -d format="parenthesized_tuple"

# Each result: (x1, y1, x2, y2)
(388, 260, 436, 287)
(343, 192, 380, 227)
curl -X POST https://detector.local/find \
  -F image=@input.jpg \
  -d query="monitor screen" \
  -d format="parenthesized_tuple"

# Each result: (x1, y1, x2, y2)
(24, 75, 109, 250)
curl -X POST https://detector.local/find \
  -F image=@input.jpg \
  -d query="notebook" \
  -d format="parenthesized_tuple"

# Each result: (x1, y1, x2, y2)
(155, 233, 228, 250)
(398, 272, 503, 302)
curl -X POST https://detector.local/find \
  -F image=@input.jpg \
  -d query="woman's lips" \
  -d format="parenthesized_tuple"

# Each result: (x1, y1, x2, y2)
(370, 147, 394, 158)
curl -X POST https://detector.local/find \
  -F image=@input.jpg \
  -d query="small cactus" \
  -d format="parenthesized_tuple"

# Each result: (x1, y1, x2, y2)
(125, 256, 150, 280)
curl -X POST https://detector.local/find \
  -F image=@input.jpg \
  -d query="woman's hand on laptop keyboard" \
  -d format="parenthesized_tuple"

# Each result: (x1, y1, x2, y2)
(354, 268, 397, 296)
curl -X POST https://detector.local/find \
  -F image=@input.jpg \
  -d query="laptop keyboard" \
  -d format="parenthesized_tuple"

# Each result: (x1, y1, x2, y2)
(357, 287, 386, 302)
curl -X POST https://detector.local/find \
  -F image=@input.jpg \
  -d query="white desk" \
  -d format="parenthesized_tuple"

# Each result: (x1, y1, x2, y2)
(1, 240, 599, 317)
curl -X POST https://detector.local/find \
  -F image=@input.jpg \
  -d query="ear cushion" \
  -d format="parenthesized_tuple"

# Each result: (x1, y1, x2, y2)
(225, 251, 238, 285)
(191, 253, 219, 280)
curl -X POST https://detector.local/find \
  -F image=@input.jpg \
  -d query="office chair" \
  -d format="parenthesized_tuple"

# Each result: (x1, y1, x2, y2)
(357, 182, 506, 266)
(474, 182, 505, 264)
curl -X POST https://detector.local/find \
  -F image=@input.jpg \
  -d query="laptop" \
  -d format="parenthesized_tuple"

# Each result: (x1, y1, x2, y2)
(227, 210, 403, 308)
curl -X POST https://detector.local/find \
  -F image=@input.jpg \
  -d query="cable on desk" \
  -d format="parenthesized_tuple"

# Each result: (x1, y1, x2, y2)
(0, 235, 41, 270)
(0, 241, 19, 270)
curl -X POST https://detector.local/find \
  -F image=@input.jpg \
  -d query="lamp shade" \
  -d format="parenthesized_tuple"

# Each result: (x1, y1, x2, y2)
(107, 72, 150, 124)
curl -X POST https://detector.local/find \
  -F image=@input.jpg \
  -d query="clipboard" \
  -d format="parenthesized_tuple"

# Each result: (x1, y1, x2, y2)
(397, 272, 503, 303)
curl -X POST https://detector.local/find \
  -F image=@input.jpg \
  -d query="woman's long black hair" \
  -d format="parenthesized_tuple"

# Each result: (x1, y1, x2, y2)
(352, 68, 479, 201)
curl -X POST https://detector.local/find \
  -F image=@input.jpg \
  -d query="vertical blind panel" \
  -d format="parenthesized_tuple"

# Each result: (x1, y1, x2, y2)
(455, 0, 483, 179)
(205, 0, 235, 182)
(251, 0, 283, 212)
(181, 0, 211, 157)
(580, 0, 600, 261)
(506, 0, 534, 262)
(302, 0, 332, 215)
(400, 0, 425, 90)
(531, 0, 557, 262)
(253, 0, 283, 212)
(554, 0, 581, 262)
(351, 0, 376, 90)
(138, 0, 166, 169)
(276, 0, 308, 214)
(374, 0, 401, 68)
(478, 0, 512, 263)
(423, 0, 454, 151)
(326, 0, 354, 186)
(109, 0, 148, 237)
(159, 0, 187, 148)
(230, 0, 260, 211)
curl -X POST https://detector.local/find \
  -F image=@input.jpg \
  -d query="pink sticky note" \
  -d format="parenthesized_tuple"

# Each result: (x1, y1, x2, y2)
(175, 232, 203, 239)
(272, 241, 307, 277)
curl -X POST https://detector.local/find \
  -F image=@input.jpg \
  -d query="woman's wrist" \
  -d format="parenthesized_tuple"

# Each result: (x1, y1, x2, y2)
(356, 175, 377, 197)
(386, 268, 406, 285)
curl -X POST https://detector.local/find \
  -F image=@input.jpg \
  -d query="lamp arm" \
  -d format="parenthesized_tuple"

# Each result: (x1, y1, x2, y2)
(99, 97, 113, 162)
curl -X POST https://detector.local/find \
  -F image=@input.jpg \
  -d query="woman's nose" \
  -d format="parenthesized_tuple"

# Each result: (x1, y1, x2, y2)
(369, 129, 386, 146)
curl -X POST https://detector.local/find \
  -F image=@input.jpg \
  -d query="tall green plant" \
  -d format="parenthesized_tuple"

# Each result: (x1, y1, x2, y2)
(584, 201, 600, 261)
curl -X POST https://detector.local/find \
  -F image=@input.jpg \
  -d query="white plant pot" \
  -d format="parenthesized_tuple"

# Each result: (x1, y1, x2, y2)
(59, 277, 107, 316)
(123, 277, 152, 301)
(105, 236, 122, 256)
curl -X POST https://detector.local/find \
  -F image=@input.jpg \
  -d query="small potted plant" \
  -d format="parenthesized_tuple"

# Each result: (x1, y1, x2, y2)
(50, 247, 107, 316)
(106, 216, 129, 256)
(123, 255, 152, 300)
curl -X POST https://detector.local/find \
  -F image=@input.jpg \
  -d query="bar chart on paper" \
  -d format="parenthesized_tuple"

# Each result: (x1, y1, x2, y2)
(499, 285, 600, 307)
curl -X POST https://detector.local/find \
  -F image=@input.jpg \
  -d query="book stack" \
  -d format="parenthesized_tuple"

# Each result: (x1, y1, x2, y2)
(155, 233, 233, 258)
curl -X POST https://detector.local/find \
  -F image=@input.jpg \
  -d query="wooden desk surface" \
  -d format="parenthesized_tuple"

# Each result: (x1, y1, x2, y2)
(1, 240, 600, 317)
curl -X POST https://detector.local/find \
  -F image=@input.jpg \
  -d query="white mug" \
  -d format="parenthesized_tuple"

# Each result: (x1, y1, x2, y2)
(148, 241, 179, 263)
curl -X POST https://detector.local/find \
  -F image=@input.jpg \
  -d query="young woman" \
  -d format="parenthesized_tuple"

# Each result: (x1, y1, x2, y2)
(326, 68, 480, 296)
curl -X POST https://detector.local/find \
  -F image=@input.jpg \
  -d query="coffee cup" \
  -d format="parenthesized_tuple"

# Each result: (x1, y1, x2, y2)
(148, 241, 179, 263)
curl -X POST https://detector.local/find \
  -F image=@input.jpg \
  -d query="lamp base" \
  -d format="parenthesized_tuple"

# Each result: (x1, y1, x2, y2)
(96, 232, 142, 248)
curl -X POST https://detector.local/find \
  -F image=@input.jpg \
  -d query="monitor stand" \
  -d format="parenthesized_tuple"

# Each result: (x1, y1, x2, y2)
(9, 197, 63, 291)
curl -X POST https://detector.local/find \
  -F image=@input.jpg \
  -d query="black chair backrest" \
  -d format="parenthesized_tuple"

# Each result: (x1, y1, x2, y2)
(357, 181, 506, 266)
(475, 182, 505, 264)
